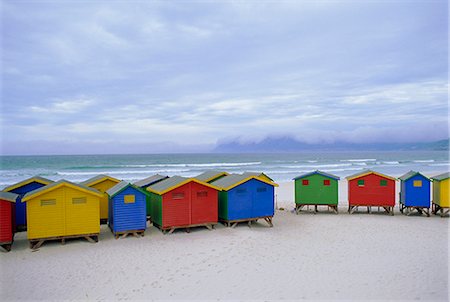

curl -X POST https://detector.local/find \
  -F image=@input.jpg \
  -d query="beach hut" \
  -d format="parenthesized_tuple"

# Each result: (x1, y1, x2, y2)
(81, 174, 120, 224)
(107, 181, 148, 238)
(195, 170, 229, 183)
(134, 174, 169, 219)
(22, 180, 103, 249)
(242, 172, 274, 183)
(346, 170, 396, 215)
(0, 192, 19, 252)
(431, 172, 449, 217)
(399, 171, 431, 216)
(3, 176, 54, 231)
(293, 170, 340, 214)
(211, 173, 278, 228)
(147, 176, 219, 234)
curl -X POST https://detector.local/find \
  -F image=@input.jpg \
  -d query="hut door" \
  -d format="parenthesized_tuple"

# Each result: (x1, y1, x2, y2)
(252, 182, 274, 217)
(163, 186, 190, 227)
(190, 182, 217, 224)
(230, 185, 252, 220)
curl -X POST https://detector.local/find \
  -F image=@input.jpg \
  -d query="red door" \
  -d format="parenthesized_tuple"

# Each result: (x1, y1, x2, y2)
(0, 200, 13, 242)
(162, 184, 190, 228)
(190, 182, 218, 225)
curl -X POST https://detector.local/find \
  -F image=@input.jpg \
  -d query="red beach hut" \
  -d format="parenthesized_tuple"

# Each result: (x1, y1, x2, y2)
(0, 191, 19, 252)
(346, 170, 396, 215)
(147, 176, 219, 234)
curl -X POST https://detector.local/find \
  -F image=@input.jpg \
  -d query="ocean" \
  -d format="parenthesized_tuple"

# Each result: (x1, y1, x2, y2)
(0, 151, 448, 188)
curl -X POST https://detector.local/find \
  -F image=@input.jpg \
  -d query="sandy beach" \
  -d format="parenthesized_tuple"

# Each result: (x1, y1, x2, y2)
(1, 181, 448, 301)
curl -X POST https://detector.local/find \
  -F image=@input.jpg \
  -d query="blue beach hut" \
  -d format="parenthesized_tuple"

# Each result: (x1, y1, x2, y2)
(211, 173, 278, 228)
(106, 181, 148, 238)
(2, 176, 54, 231)
(399, 171, 431, 216)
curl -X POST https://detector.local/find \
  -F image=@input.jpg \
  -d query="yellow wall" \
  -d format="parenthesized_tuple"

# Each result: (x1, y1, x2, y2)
(438, 179, 449, 207)
(26, 186, 100, 239)
(89, 179, 119, 220)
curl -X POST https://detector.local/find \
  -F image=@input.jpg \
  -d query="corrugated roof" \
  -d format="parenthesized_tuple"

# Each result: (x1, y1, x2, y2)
(195, 170, 229, 182)
(431, 172, 450, 181)
(107, 181, 148, 197)
(293, 170, 340, 181)
(23, 179, 103, 201)
(0, 191, 19, 202)
(133, 174, 169, 188)
(345, 169, 396, 181)
(242, 172, 274, 182)
(80, 174, 120, 186)
(398, 171, 430, 181)
(3, 176, 54, 192)
(211, 174, 278, 191)
(147, 176, 220, 195)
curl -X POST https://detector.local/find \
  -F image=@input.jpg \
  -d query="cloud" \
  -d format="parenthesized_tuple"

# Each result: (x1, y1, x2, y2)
(30, 98, 94, 114)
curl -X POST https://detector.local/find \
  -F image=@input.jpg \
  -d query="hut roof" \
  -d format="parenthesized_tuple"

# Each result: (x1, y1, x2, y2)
(346, 170, 396, 181)
(133, 174, 169, 188)
(398, 170, 430, 181)
(293, 170, 340, 181)
(431, 172, 450, 181)
(147, 176, 220, 195)
(3, 176, 54, 192)
(195, 170, 229, 182)
(211, 174, 278, 191)
(107, 181, 148, 198)
(80, 174, 120, 187)
(241, 172, 274, 182)
(22, 180, 104, 202)
(0, 191, 19, 203)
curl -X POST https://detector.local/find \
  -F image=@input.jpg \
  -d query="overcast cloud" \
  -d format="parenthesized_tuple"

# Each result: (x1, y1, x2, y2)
(1, 0, 448, 154)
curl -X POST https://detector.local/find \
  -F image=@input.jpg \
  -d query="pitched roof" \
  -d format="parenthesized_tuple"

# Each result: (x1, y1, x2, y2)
(147, 176, 220, 195)
(293, 170, 340, 181)
(107, 181, 148, 198)
(3, 176, 54, 192)
(211, 174, 278, 191)
(22, 180, 104, 202)
(431, 172, 450, 181)
(133, 174, 169, 188)
(398, 170, 430, 181)
(346, 170, 396, 181)
(0, 191, 19, 202)
(80, 174, 120, 187)
(242, 172, 274, 182)
(195, 170, 229, 182)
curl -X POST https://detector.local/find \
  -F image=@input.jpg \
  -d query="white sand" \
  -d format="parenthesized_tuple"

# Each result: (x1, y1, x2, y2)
(1, 182, 449, 301)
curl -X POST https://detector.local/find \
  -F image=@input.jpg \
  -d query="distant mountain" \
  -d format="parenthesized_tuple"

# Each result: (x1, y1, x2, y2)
(213, 137, 449, 153)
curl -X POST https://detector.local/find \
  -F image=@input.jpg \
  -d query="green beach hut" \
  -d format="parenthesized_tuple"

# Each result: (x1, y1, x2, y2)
(293, 170, 340, 214)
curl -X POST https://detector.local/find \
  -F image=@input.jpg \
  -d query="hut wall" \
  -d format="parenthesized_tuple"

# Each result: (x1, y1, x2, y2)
(89, 179, 119, 221)
(294, 174, 338, 205)
(162, 183, 191, 228)
(190, 181, 218, 225)
(0, 199, 14, 242)
(402, 175, 430, 207)
(348, 174, 395, 207)
(148, 192, 163, 227)
(110, 187, 146, 233)
(434, 179, 449, 207)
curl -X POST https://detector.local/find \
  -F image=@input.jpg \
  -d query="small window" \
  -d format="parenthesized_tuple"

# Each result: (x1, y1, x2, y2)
(72, 197, 86, 204)
(413, 180, 422, 187)
(357, 179, 365, 187)
(237, 188, 247, 194)
(124, 195, 135, 203)
(257, 187, 267, 192)
(323, 179, 330, 186)
(172, 192, 185, 199)
(380, 180, 387, 187)
(302, 179, 309, 186)
(41, 199, 56, 206)
(197, 191, 208, 198)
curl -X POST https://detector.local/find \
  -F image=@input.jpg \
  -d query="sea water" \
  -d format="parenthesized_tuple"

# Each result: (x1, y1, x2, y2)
(0, 151, 448, 188)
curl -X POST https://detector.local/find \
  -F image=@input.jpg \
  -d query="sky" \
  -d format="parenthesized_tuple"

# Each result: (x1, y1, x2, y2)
(1, 0, 448, 155)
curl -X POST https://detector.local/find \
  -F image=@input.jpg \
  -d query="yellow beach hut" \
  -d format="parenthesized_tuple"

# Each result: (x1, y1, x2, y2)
(22, 180, 104, 249)
(80, 174, 120, 223)
(431, 172, 449, 217)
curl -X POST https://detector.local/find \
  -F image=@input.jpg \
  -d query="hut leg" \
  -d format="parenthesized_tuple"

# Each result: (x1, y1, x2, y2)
(231, 222, 238, 228)
(265, 217, 273, 227)
(32, 240, 44, 250)
(61, 238, 65, 245)
(205, 224, 213, 231)
(186, 228, 191, 233)
(132, 232, 139, 238)
(367, 207, 371, 214)
(314, 205, 318, 213)
(85, 236, 96, 243)
(248, 221, 252, 228)
(168, 228, 175, 234)
(115, 235, 119, 240)
(425, 208, 430, 217)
